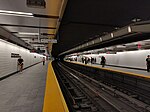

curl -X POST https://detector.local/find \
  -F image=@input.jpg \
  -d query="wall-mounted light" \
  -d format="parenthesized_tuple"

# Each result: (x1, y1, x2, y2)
(0, 10, 33, 17)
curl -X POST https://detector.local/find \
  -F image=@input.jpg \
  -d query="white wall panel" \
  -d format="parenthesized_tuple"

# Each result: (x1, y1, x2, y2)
(79, 49, 150, 69)
(0, 39, 45, 78)
(96, 50, 150, 69)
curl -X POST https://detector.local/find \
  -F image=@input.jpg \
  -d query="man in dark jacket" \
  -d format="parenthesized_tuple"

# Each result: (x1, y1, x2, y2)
(101, 56, 106, 67)
(146, 55, 150, 72)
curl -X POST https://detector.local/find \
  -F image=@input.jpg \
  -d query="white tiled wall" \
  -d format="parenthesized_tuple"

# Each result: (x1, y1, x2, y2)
(99, 50, 149, 69)
(0, 39, 45, 78)
(78, 49, 150, 69)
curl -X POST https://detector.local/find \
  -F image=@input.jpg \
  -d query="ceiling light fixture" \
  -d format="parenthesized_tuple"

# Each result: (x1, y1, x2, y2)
(18, 32, 39, 35)
(132, 18, 141, 22)
(128, 26, 132, 33)
(111, 33, 114, 37)
(0, 10, 33, 17)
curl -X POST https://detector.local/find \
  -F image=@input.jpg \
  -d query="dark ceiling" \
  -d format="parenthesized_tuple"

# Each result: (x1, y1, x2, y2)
(52, 0, 150, 57)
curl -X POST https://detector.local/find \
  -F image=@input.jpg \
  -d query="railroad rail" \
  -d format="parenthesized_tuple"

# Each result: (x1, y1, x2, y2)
(63, 61, 150, 105)
(52, 61, 150, 112)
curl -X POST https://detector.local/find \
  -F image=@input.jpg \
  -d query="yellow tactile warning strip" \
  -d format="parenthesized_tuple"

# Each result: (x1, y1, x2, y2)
(43, 62, 69, 112)
(65, 60, 150, 79)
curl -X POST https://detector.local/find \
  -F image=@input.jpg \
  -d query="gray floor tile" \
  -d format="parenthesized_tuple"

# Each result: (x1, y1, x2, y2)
(0, 62, 48, 112)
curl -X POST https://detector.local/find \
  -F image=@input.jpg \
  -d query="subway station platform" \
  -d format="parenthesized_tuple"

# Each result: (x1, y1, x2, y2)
(95, 64, 150, 77)
(67, 61, 150, 79)
(0, 61, 68, 112)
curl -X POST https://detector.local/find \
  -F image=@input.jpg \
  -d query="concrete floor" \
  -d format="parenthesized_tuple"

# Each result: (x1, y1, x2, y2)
(0, 62, 48, 112)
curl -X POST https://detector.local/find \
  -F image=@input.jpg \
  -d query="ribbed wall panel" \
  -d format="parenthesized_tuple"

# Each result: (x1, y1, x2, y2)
(0, 39, 44, 78)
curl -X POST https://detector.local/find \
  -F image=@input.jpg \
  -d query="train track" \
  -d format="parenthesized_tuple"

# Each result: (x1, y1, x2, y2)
(53, 61, 150, 112)
(63, 61, 150, 105)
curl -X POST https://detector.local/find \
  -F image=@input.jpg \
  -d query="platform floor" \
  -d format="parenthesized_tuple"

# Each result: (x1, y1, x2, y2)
(43, 62, 69, 112)
(68, 61, 150, 78)
(93, 63, 150, 77)
(0, 62, 48, 112)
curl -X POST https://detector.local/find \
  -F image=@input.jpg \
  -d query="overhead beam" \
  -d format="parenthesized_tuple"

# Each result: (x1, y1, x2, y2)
(20, 37, 49, 39)
(0, 27, 33, 50)
(41, 33, 55, 36)
(62, 20, 119, 28)
(59, 22, 150, 56)
(33, 14, 59, 19)
(0, 24, 56, 29)
(30, 42, 47, 44)
(54, 0, 68, 35)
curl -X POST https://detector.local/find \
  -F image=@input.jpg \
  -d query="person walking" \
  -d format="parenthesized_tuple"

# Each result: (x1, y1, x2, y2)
(42, 57, 45, 65)
(17, 56, 24, 72)
(146, 55, 150, 72)
(101, 56, 106, 67)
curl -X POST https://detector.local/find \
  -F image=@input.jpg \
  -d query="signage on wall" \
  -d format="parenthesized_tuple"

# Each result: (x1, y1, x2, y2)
(41, 39, 57, 43)
(27, 0, 46, 8)
(11, 53, 20, 58)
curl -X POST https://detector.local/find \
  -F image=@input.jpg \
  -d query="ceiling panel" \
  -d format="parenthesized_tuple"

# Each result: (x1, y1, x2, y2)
(0, 0, 67, 55)
(52, 0, 150, 57)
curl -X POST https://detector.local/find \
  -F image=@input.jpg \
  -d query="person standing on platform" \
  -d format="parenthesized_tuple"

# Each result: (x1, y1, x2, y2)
(146, 55, 150, 72)
(94, 58, 96, 63)
(101, 56, 106, 67)
(17, 56, 24, 72)
(43, 57, 45, 65)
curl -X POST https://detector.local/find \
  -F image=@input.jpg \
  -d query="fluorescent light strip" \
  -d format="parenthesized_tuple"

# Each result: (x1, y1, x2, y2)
(18, 32, 39, 35)
(0, 10, 33, 17)
(0, 13, 34, 17)
(0, 10, 33, 15)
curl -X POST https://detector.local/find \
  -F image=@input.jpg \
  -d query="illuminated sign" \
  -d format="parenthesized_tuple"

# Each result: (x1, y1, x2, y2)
(41, 39, 57, 43)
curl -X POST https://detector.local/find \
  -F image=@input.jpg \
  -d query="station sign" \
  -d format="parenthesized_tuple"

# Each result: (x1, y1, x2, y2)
(41, 39, 57, 43)
(27, 0, 46, 8)
(11, 53, 20, 58)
